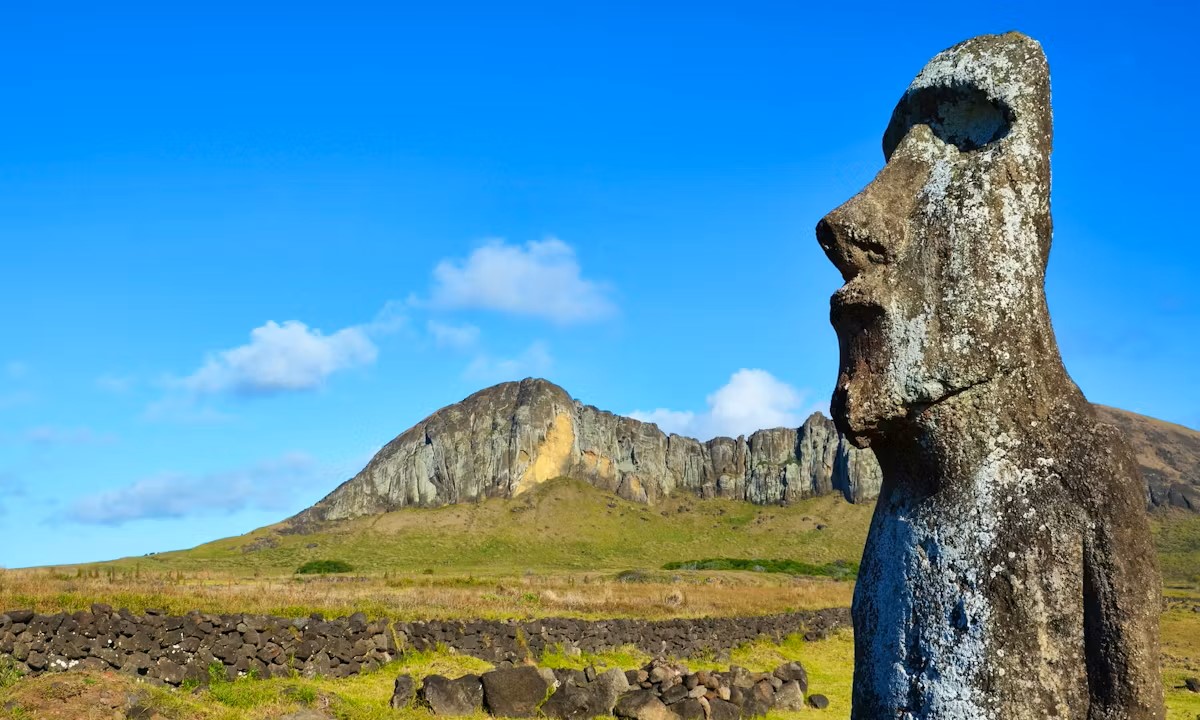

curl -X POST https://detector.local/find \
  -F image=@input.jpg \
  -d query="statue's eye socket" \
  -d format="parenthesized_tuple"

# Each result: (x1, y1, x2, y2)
(884, 86, 1013, 157)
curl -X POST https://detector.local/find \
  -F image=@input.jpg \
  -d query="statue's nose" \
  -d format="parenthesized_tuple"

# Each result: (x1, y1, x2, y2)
(816, 196, 893, 283)
(817, 129, 935, 282)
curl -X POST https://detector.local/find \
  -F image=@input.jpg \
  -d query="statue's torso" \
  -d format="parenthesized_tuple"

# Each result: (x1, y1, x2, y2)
(852, 453, 1092, 719)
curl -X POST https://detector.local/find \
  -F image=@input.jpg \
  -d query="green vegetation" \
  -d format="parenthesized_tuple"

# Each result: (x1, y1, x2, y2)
(0, 645, 496, 720)
(85, 478, 874, 577)
(0, 656, 23, 691)
(539, 643, 651, 671)
(1152, 511, 1200, 588)
(296, 559, 355, 575)
(663, 558, 859, 580)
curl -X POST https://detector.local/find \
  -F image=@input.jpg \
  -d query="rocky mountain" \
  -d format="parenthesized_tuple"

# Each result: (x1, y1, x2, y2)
(291, 378, 882, 525)
(290, 378, 1199, 527)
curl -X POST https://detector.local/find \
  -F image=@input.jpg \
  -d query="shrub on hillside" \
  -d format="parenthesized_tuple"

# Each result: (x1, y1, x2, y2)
(662, 557, 858, 580)
(295, 559, 354, 575)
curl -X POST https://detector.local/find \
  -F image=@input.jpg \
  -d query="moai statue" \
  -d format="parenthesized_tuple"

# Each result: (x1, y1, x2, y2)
(817, 33, 1164, 719)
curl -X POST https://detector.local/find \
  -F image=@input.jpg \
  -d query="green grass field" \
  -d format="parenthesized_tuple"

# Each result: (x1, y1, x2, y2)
(139, 478, 875, 576)
(3, 478, 1200, 718)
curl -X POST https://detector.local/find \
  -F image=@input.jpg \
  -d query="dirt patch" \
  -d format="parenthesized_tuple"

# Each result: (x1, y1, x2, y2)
(1, 670, 152, 720)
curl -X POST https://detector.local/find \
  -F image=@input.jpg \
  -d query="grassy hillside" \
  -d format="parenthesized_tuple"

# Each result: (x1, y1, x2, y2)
(99, 475, 1199, 587)
(8, 477, 1199, 620)
(1, 479, 868, 620)
(105, 477, 876, 576)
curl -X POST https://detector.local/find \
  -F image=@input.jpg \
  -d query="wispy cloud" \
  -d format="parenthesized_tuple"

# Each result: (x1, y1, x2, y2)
(428, 238, 615, 324)
(66, 452, 331, 526)
(96, 374, 136, 394)
(464, 341, 553, 383)
(23, 426, 117, 446)
(179, 320, 378, 397)
(428, 320, 480, 350)
(363, 300, 409, 336)
(630, 369, 826, 440)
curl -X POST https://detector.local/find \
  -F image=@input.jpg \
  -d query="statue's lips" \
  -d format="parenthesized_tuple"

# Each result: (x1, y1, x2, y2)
(830, 283, 884, 334)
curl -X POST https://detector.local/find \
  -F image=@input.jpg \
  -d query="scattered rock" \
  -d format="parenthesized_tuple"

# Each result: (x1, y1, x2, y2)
(391, 674, 416, 709)
(707, 698, 741, 720)
(542, 683, 609, 720)
(741, 680, 775, 717)
(661, 683, 689, 705)
(1184, 677, 1200, 693)
(772, 661, 808, 692)
(807, 693, 829, 710)
(614, 690, 679, 720)
(481, 666, 553, 718)
(592, 668, 631, 707)
(420, 674, 484, 716)
(774, 681, 805, 711)
(673, 698, 706, 720)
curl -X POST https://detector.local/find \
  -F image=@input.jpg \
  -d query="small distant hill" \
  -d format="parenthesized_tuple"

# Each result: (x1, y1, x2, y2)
(1094, 406, 1200, 511)
(288, 378, 1199, 531)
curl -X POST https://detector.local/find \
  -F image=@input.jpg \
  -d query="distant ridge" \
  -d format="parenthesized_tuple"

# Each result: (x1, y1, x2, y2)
(289, 379, 1199, 528)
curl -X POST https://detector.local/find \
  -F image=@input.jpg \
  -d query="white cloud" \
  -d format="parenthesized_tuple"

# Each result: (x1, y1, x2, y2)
(23, 426, 117, 446)
(363, 300, 409, 336)
(464, 341, 553, 383)
(66, 452, 329, 526)
(181, 320, 378, 396)
(96, 374, 136, 394)
(428, 238, 615, 324)
(630, 369, 823, 440)
(428, 321, 480, 349)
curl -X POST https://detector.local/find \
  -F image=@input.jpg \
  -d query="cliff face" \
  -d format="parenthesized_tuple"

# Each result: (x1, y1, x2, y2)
(293, 378, 882, 524)
(290, 379, 1196, 526)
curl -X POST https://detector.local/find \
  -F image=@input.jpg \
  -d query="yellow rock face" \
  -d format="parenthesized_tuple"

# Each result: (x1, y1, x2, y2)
(581, 450, 616, 480)
(515, 412, 575, 495)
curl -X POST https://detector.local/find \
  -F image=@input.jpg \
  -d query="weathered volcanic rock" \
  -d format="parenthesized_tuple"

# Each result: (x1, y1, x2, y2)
(289, 378, 882, 525)
(817, 32, 1164, 718)
(391, 674, 416, 709)
(614, 690, 679, 720)
(419, 674, 484, 716)
(542, 682, 616, 720)
(480, 666, 553, 718)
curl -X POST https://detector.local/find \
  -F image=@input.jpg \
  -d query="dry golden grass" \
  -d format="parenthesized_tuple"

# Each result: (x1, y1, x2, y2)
(0, 566, 853, 621)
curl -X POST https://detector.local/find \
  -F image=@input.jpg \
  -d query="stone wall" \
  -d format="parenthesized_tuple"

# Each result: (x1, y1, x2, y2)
(0, 606, 849, 686)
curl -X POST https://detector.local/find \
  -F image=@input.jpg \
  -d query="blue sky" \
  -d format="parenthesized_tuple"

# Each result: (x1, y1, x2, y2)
(1, 1, 1196, 568)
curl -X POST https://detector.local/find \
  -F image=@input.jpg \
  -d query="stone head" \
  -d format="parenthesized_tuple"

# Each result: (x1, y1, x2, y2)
(817, 32, 1056, 447)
